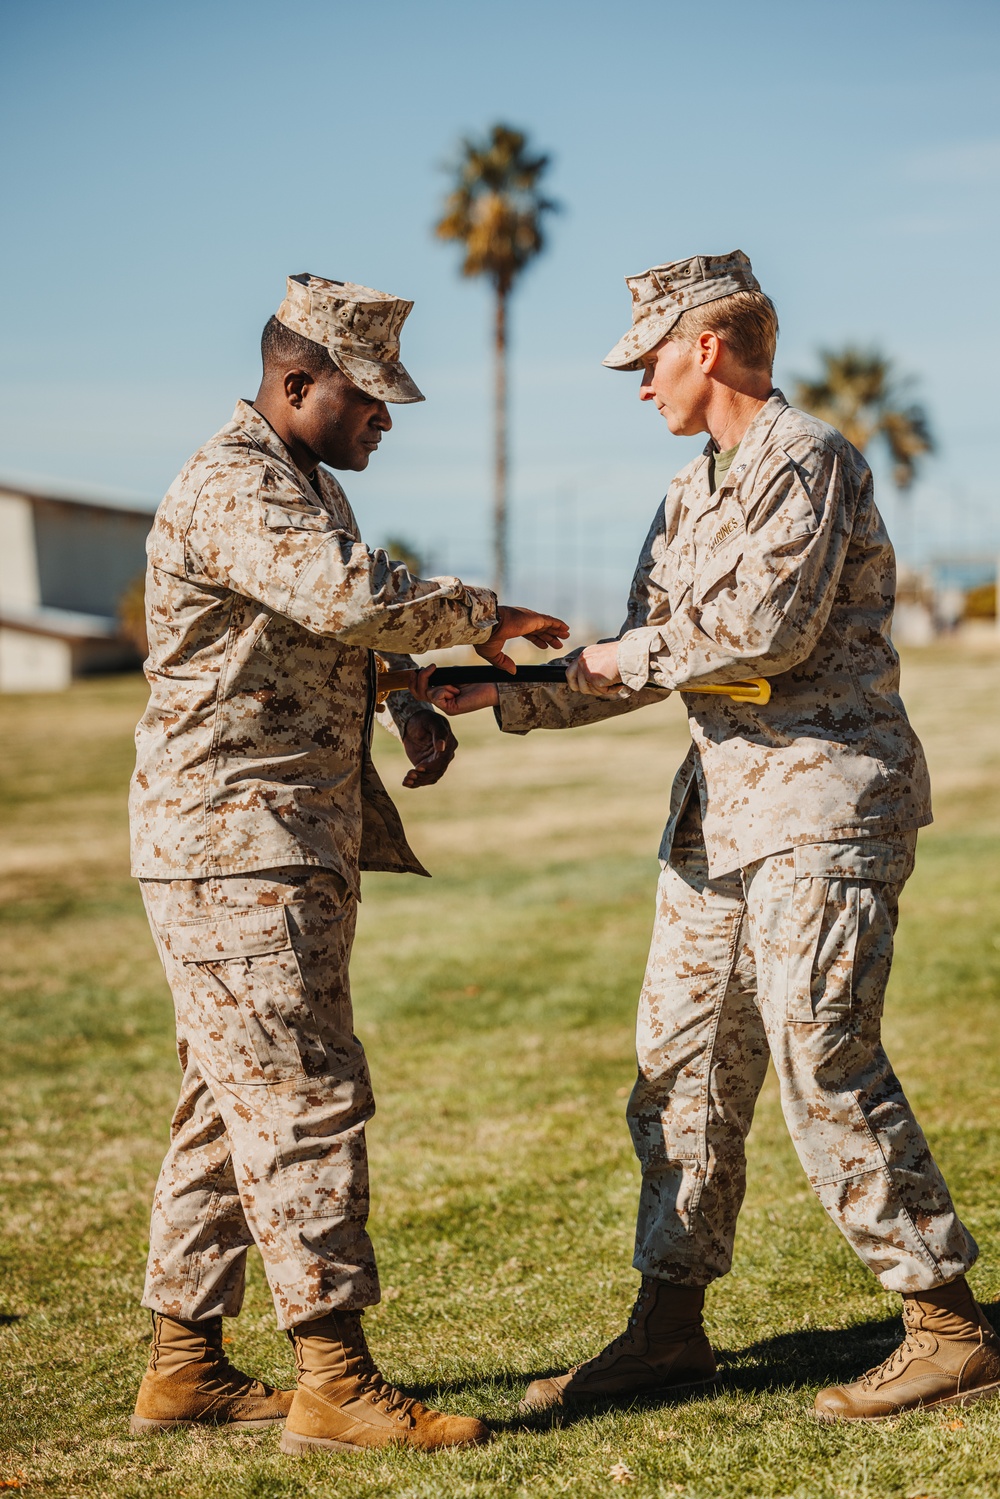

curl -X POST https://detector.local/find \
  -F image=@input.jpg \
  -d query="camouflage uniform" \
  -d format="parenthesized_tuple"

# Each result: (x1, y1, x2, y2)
(131, 277, 499, 1329)
(129, 397, 496, 890)
(140, 870, 374, 1325)
(497, 352, 976, 1292)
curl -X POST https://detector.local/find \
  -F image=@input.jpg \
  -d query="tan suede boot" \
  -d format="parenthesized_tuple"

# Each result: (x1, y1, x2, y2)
(815, 1277, 1000, 1422)
(279, 1310, 491, 1454)
(131, 1313, 294, 1431)
(521, 1279, 717, 1412)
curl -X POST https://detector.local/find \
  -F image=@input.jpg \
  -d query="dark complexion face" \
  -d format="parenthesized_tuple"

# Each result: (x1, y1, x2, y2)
(254, 364, 392, 474)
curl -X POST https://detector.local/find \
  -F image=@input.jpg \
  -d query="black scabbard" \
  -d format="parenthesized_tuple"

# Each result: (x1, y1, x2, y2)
(426, 665, 572, 685)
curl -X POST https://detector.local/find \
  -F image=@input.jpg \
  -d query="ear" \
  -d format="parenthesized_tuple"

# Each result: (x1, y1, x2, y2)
(696, 331, 722, 375)
(283, 368, 315, 409)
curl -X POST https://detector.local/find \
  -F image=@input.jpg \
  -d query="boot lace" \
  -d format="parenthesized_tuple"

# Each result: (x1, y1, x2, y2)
(355, 1367, 419, 1423)
(857, 1330, 926, 1390)
(572, 1287, 651, 1373)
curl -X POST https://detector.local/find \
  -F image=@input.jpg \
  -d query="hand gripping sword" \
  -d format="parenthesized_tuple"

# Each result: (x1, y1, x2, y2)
(374, 659, 771, 706)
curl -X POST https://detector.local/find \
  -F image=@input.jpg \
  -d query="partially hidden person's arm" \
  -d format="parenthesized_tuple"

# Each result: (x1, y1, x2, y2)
(374, 651, 432, 739)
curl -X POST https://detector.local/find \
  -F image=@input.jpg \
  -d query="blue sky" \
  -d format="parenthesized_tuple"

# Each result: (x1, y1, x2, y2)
(2, 0, 998, 624)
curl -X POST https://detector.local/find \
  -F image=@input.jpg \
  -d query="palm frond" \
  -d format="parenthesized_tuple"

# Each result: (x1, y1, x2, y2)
(793, 345, 934, 491)
(434, 123, 559, 293)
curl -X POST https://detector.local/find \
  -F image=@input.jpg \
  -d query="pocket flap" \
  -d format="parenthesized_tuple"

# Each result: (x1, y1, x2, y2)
(169, 906, 294, 963)
(793, 839, 912, 883)
(695, 525, 745, 601)
(261, 501, 335, 532)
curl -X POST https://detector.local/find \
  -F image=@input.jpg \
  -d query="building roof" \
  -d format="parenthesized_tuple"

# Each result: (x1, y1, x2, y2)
(0, 471, 157, 518)
(0, 605, 119, 641)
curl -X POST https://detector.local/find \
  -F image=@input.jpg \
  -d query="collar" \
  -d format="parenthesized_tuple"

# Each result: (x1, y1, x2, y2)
(230, 400, 352, 522)
(702, 388, 788, 494)
(230, 399, 316, 489)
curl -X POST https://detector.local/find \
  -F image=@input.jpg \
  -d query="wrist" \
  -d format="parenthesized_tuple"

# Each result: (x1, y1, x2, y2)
(403, 706, 435, 734)
(489, 605, 510, 638)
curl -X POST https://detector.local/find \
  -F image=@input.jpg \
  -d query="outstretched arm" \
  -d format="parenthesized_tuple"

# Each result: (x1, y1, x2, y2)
(186, 466, 570, 658)
(430, 645, 667, 732)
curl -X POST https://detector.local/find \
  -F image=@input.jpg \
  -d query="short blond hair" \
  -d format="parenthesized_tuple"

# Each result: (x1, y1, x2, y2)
(667, 289, 778, 374)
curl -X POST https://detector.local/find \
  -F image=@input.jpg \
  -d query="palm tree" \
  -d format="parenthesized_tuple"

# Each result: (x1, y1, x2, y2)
(793, 348, 934, 491)
(435, 124, 558, 592)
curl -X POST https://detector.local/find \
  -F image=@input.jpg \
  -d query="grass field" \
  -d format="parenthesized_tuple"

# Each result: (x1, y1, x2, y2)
(2, 646, 1000, 1498)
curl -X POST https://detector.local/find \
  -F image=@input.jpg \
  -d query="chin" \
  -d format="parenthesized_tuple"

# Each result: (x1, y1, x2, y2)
(326, 451, 369, 472)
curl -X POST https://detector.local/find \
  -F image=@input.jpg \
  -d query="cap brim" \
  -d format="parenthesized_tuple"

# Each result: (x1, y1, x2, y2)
(333, 350, 425, 404)
(602, 309, 682, 371)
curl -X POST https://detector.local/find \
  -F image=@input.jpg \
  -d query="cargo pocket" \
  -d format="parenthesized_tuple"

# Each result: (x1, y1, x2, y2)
(784, 841, 912, 1024)
(168, 906, 324, 1084)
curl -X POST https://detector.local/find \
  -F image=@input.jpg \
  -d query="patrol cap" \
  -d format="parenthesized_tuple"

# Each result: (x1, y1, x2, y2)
(275, 273, 424, 404)
(603, 250, 761, 371)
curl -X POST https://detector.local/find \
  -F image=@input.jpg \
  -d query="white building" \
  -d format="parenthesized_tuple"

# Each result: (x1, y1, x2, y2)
(0, 477, 155, 691)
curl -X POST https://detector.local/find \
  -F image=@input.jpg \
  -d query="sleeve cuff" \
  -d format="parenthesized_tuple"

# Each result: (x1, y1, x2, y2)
(465, 585, 500, 641)
(617, 628, 666, 692)
(494, 683, 534, 734)
(380, 690, 426, 734)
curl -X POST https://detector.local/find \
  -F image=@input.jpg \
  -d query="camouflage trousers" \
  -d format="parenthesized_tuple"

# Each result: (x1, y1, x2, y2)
(629, 814, 976, 1293)
(140, 869, 379, 1330)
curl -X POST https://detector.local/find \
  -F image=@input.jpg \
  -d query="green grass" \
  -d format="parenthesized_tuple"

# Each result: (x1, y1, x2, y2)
(2, 650, 1000, 1497)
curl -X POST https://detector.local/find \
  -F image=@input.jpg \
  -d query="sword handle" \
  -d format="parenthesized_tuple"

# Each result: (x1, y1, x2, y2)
(682, 677, 771, 704)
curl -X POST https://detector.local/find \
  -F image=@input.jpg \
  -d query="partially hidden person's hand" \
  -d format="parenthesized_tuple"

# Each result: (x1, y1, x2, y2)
(564, 640, 623, 697)
(401, 709, 457, 787)
(406, 664, 442, 703)
(475, 605, 569, 675)
(430, 682, 500, 716)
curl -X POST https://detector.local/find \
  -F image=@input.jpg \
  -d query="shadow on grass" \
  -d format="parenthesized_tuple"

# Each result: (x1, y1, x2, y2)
(722, 1297, 1000, 1394)
(407, 1300, 1000, 1429)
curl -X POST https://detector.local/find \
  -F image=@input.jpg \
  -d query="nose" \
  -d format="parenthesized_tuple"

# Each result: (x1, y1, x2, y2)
(373, 402, 392, 431)
(639, 370, 655, 402)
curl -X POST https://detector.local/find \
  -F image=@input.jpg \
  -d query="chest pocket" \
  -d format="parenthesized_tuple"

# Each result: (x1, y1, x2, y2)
(258, 462, 341, 534)
(694, 514, 746, 603)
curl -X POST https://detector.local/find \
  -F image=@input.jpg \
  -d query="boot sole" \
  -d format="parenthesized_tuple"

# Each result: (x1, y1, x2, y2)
(519, 1371, 719, 1414)
(130, 1414, 288, 1433)
(815, 1379, 1000, 1424)
(281, 1429, 365, 1454)
(279, 1428, 491, 1455)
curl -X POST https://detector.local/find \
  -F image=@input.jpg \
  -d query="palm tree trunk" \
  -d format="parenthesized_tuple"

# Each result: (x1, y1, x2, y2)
(493, 287, 508, 595)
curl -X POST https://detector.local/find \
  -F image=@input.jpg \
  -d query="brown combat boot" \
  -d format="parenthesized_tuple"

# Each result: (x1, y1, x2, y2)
(521, 1278, 717, 1412)
(280, 1310, 492, 1454)
(815, 1277, 1000, 1422)
(131, 1312, 294, 1432)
